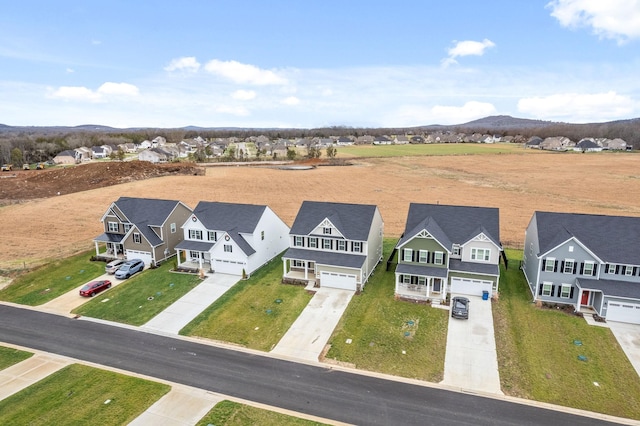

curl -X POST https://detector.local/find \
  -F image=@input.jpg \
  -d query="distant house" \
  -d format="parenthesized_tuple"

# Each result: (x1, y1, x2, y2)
(139, 140, 152, 150)
(540, 137, 574, 151)
(53, 150, 79, 164)
(410, 136, 425, 144)
(574, 139, 602, 152)
(602, 138, 628, 151)
(336, 136, 354, 146)
(525, 136, 543, 149)
(138, 148, 168, 163)
(75, 147, 92, 162)
(394, 135, 409, 144)
(373, 135, 392, 145)
(91, 146, 109, 159)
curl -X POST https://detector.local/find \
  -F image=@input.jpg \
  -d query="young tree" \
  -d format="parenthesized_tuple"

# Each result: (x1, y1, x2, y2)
(326, 145, 337, 159)
(11, 147, 23, 165)
(286, 147, 297, 160)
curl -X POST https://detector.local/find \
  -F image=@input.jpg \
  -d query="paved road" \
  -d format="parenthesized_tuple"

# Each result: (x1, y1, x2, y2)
(0, 305, 617, 426)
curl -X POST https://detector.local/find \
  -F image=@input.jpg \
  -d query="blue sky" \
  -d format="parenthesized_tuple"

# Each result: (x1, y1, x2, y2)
(1, 0, 639, 128)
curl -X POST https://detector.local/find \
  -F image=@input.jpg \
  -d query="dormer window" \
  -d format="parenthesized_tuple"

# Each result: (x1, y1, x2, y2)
(452, 245, 461, 256)
(108, 222, 119, 233)
(123, 223, 132, 233)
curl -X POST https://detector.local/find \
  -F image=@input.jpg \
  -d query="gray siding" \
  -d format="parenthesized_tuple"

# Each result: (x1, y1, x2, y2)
(522, 215, 540, 295)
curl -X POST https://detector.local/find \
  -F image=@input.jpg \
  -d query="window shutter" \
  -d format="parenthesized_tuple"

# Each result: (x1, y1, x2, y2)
(560, 261, 565, 272)
(592, 264, 598, 276)
(570, 287, 574, 298)
(442, 253, 446, 265)
(541, 259, 546, 271)
(554, 260, 558, 272)
(616, 265, 620, 274)
(551, 285, 556, 296)
(634, 267, 639, 276)
(538, 284, 543, 296)
(580, 263, 584, 274)
(412, 250, 417, 262)
(573, 263, 577, 274)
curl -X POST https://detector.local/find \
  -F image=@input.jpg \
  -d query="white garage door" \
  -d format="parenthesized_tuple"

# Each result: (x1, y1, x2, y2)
(320, 271, 357, 291)
(214, 259, 245, 275)
(450, 277, 493, 297)
(607, 301, 640, 324)
(126, 250, 152, 266)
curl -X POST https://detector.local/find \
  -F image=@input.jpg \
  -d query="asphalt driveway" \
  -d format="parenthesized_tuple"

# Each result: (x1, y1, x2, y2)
(141, 273, 239, 334)
(441, 294, 502, 394)
(271, 288, 354, 362)
(608, 321, 640, 378)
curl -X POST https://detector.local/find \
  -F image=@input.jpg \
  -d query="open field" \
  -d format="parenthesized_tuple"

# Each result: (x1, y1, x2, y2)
(1, 149, 639, 269)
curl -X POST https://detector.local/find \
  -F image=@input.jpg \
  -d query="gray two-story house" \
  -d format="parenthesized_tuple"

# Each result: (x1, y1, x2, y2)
(523, 211, 640, 324)
(94, 197, 192, 266)
(394, 203, 502, 302)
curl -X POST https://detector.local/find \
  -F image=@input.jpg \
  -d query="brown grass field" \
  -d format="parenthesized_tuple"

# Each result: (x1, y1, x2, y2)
(1, 149, 639, 269)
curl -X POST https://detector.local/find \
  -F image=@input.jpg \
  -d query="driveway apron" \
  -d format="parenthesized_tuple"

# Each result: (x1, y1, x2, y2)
(40, 273, 124, 316)
(608, 321, 640, 378)
(141, 273, 239, 334)
(271, 288, 353, 362)
(441, 295, 502, 394)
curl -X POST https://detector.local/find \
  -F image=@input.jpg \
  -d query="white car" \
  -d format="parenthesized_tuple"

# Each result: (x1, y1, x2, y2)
(105, 259, 126, 274)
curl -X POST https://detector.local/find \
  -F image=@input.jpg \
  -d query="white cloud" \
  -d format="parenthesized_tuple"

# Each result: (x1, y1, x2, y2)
(231, 89, 256, 100)
(204, 59, 287, 85)
(164, 56, 201, 72)
(97, 82, 139, 96)
(215, 105, 250, 116)
(280, 96, 300, 105)
(50, 82, 139, 102)
(386, 101, 497, 127)
(66, 68, 74, 73)
(442, 39, 495, 66)
(517, 91, 635, 121)
(547, 0, 640, 42)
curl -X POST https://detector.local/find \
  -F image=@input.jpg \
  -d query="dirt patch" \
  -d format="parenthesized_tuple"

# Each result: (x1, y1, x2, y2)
(0, 161, 203, 202)
(1, 152, 639, 269)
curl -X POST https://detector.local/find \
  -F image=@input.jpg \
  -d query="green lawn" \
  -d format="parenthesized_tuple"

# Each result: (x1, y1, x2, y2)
(337, 142, 528, 158)
(0, 250, 103, 305)
(196, 400, 328, 426)
(181, 257, 313, 352)
(0, 346, 33, 370)
(325, 239, 448, 382)
(72, 261, 201, 326)
(0, 364, 169, 425)
(494, 249, 640, 419)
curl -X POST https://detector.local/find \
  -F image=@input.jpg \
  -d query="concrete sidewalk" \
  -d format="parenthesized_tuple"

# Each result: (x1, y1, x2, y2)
(441, 295, 502, 394)
(129, 385, 222, 426)
(0, 354, 70, 401)
(271, 288, 353, 362)
(40, 273, 124, 316)
(141, 273, 239, 334)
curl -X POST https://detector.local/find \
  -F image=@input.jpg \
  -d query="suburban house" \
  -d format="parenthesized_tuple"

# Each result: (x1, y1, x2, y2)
(522, 211, 640, 324)
(53, 150, 79, 164)
(175, 201, 290, 276)
(282, 201, 384, 291)
(94, 197, 192, 266)
(394, 203, 502, 302)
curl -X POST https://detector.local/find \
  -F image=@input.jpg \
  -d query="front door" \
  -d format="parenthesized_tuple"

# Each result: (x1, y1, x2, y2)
(433, 278, 442, 292)
(581, 291, 590, 305)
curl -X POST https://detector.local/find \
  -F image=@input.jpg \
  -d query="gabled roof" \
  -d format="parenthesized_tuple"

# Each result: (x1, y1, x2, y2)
(399, 203, 501, 248)
(192, 201, 267, 235)
(290, 201, 378, 241)
(534, 211, 640, 264)
(113, 197, 186, 246)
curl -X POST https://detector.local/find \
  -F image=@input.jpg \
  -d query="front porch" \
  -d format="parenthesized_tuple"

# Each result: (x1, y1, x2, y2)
(395, 278, 446, 302)
(282, 259, 316, 282)
(94, 241, 125, 260)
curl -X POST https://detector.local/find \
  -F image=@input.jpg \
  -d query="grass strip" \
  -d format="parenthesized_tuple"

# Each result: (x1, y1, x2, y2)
(0, 363, 169, 425)
(196, 400, 329, 426)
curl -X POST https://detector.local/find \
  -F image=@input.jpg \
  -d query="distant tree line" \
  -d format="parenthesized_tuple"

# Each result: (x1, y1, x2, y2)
(0, 118, 638, 164)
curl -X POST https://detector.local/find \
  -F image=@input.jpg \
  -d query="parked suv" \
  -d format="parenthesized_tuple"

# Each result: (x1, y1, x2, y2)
(105, 259, 126, 274)
(114, 259, 145, 279)
(451, 296, 470, 319)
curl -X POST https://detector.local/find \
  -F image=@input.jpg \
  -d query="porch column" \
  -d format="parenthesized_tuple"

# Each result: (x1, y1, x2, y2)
(304, 262, 308, 279)
(177, 250, 183, 266)
(426, 277, 431, 298)
(283, 259, 287, 276)
(94, 241, 100, 256)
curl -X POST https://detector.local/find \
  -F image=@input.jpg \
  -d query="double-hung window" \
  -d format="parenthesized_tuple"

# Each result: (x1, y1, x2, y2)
(189, 229, 203, 240)
(433, 251, 444, 265)
(560, 284, 572, 299)
(563, 259, 574, 274)
(322, 239, 332, 250)
(337, 240, 346, 251)
(294, 236, 304, 247)
(403, 248, 413, 262)
(471, 248, 490, 262)
(133, 233, 141, 244)
(208, 231, 217, 241)
(542, 282, 552, 296)
(308, 237, 318, 248)
(353, 242, 362, 253)
(607, 264, 616, 274)
(418, 250, 428, 263)
(545, 257, 555, 272)
(625, 265, 634, 276)
(224, 245, 232, 253)
(108, 222, 119, 233)
(583, 261, 595, 276)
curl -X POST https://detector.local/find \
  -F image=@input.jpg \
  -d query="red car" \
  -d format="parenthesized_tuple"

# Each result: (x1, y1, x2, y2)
(79, 280, 112, 297)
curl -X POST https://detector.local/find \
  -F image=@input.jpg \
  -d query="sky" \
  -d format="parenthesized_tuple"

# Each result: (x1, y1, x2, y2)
(1, 0, 639, 128)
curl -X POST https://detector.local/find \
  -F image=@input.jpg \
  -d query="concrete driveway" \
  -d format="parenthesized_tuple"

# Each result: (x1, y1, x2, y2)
(39, 273, 124, 316)
(441, 295, 502, 394)
(141, 273, 239, 334)
(271, 288, 354, 362)
(0, 354, 70, 401)
(608, 321, 640, 378)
